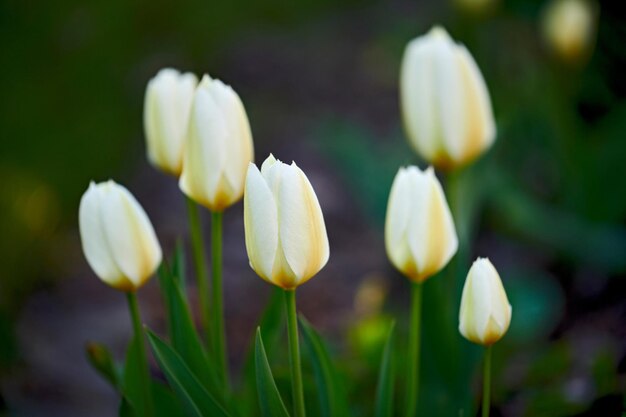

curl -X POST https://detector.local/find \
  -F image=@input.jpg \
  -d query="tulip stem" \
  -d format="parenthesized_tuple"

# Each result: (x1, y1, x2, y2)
(284, 289, 306, 417)
(482, 346, 492, 417)
(185, 197, 211, 348)
(405, 282, 422, 417)
(211, 210, 229, 389)
(126, 292, 154, 417)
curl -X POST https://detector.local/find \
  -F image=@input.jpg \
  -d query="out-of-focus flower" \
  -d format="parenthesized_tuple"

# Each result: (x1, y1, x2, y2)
(542, 0, 597, 64)
(459, 258, 512, 345)
(385, 166, 458, 282)
(243, 154, 329, 290)
(400, 26, 496, 170)
(79, 181, 162, 291)
(354, 275, 388, 317)
(144, 68, 198, 176)
(179, 75, 254, 211)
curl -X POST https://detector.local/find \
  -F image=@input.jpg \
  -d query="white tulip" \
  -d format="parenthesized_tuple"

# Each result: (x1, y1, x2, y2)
(542, 0, 597, 64)
(244, 155, 329, 289)
(459, 258, 512, 345)
(400, 26, 496, 170)
(179, 75, 254, 211)
(79, 181, 162, 291)
(385, 166, 458, 282)
(144, 68, 198, 176)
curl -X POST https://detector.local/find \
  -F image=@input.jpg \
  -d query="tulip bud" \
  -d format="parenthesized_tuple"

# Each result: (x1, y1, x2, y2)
(144, 68, 198, 176)
(243, 155, 329, 289)
(179, 75, 254, 211)
(385, 166, 458, 282)
(542, 0, 597, 64)
(400, 27, 496, 170)
(459, 258, 512, 346)
(79, 181, 162, 291)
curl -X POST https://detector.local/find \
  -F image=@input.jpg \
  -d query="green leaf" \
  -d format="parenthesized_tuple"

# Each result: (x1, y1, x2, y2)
(85, 341, 120, 390)
(147, 330, 230, 417)
(374, 322, 395, 417)
(119, 381, 184, 417)
(152, 381, 185, 417)
(255, 328, 290, 417)
(121, 335, 144, 416)
(299, 316, 351, 417)
(157, 255, 220, 398)
(171, 239, 187, 294)
(239, 288, 285, 417)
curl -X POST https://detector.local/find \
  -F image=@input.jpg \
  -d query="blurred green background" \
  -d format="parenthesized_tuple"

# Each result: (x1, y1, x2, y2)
(1, 0, 625, 416)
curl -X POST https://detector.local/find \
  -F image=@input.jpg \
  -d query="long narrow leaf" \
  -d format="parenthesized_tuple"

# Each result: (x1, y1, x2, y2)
(255, 328, 291, 417)
(238, 288, 285, 417)
(147, 330, 230, 417)
(374, 322, 395, 417)
(157, 256, 221, 398)
(299, 316, 351, 417)
(121, 335, 145, 416)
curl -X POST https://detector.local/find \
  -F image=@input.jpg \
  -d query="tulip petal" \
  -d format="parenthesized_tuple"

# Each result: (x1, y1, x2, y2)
(385, 168, 414, 275)
(210, 80, 254, 198)
(432, 35, 466, 163)
(144, 69, 197, 175)
(274, 163, 329, 286)
(79, 183, 127, 288)
(405, 167, 432, 278)
(400, 38, 439, 161)
(456, 46, 496, 164)
(180, 77, 229, 209)
(244, 164, 279, 281)
(421, 168, 458, 278)
(100, 182, 162, 287)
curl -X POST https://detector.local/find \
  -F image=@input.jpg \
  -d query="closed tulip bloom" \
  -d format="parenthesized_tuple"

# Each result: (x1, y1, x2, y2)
(244, 155, 329, 290)
(79, 181, 162, 291)
(400, 26, 496, 170)
(144, 68, 198, 176)
(385, 166, 458, 282)
(542, 0, 597, 64)
(459, 258, 512, 346)
(179, 75, 254, 211)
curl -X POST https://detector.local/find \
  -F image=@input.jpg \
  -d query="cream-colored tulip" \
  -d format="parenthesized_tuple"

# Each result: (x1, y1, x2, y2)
(78, 181, 162, 291)
(385, 166, 458, 282)
(400, 26, 496, 170)
(179, 74, 254, 211)
(144, 68, 198, 176)
(542, 0, 597, 64)
(243, 155, 329, 290)
(459, 258, 512, 345)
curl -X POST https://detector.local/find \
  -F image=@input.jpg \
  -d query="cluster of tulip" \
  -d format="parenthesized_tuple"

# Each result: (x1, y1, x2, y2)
(79, 26, 512, 417)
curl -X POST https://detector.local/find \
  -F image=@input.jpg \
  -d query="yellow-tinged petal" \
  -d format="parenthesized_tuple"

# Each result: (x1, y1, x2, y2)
(243, 155, 329, 289)
(459, 258, 512, 345)
(100, 181, 162, 287)
(244, 163, 279, 282)
(78, 181, 162, 291)
(179, 74, 254, 211)
(399, 26, 496, 170)
(79, 182, 127, 288)
(384, 165, 458, 282)
(144, 68, 197, 176)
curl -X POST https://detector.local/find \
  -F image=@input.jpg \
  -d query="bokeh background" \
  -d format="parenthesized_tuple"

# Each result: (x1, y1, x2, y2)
(1, 0, 625, 415)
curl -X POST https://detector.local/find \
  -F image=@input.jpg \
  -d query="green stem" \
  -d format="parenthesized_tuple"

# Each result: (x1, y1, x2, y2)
(482, 346, 492, 417)
(126, 292, 154, 417)
(211, 210, 229, 389)
(284, 289, 306, 417)
(185, 197, 211, 347)
(405, 282, 422, 417)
